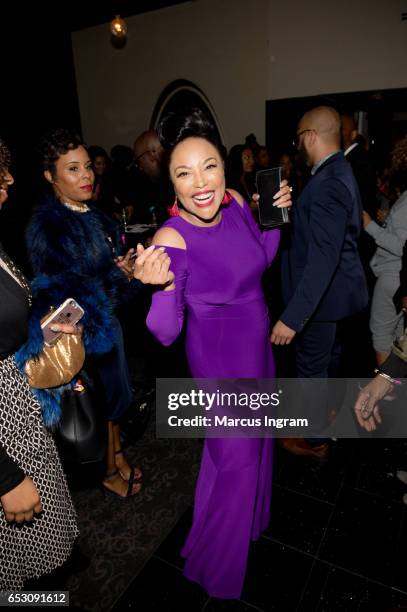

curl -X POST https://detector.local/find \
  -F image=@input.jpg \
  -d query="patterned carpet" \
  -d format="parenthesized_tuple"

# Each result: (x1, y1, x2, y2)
(64, 410, 201, 611)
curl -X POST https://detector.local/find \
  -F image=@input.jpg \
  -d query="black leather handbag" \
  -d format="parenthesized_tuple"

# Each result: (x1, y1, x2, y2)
(55, 370, 107, 466)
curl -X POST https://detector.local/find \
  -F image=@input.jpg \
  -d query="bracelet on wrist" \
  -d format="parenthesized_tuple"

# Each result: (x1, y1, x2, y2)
(374, 369, 402, 386)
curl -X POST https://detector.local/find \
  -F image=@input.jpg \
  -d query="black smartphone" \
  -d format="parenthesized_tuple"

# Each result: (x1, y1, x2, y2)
(256, 167, 290, 228)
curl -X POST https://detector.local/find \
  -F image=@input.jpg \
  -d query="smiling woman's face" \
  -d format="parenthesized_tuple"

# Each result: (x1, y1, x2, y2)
(46, 145, 95, 205)
(169, 137, 225, 226)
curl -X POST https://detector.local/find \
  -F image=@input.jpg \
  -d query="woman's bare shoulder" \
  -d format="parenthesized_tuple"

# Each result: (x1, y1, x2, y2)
(152, 226, 186, 250)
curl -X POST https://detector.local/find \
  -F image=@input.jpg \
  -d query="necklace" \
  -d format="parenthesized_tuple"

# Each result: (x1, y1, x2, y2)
(0, 248, 32, 306)
(62, 201, 90, 213)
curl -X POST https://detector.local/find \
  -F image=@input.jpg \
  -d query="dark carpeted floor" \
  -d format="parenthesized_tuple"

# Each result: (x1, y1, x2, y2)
(64, 410, 201, 611)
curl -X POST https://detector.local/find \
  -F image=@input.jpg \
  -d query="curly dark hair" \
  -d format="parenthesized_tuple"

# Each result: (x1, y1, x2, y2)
(157, 107, 224, 165)
(0, 138, 11, 173)
(0, 139, 11, 181)
(38, 128, 84, 178)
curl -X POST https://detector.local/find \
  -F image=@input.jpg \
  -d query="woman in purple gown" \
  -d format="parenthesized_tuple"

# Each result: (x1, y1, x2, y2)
(136, 109, 291, 598)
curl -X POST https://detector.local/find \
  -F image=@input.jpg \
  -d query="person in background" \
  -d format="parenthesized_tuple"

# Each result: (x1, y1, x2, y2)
(226, 144, 256, 203)
(341, 113, 378, 219)
(354, 239, 407, 431)
(132, 129, 172, 227)
(88, 145, 117, 219)
(279, 151, 300, 199)
(341, 113, 378, 291)
(256, 145, 271, 170)
(24, 129, 145, 499)
(363, 136, 407, 366)
(0, 139, 79, 589)
(275, 106, 368, 459)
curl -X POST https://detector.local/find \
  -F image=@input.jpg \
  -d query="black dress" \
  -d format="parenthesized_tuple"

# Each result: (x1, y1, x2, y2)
(0, 255, 78, 589)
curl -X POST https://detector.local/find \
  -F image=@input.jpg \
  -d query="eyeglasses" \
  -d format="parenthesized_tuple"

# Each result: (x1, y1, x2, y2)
(135, 147, 161, 163)
(292, 129, 315, 148)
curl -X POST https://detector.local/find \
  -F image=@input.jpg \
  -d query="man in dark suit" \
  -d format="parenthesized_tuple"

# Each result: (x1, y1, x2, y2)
(272, 106, 369, 458)
(342, 113, 378, 291)
(341, 114, 377, 218)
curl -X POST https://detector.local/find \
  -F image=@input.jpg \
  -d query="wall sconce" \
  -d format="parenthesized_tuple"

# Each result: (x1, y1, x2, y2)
(110, 15, 127, 48)
(110, 15, 127, 37)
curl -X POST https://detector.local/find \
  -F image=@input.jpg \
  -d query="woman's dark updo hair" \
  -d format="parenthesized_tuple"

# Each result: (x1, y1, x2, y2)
(38, 128, 85, 178)
(157, 107, 224, 165)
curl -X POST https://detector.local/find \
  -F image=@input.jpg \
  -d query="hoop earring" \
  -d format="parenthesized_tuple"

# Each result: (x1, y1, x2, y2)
(168, 195, 180, 217)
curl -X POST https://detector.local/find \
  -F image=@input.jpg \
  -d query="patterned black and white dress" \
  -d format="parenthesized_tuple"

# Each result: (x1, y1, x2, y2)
(0, 253, 78, 590)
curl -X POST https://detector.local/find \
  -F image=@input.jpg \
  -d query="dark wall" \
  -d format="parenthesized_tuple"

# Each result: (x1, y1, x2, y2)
(0, 10, 82, 267)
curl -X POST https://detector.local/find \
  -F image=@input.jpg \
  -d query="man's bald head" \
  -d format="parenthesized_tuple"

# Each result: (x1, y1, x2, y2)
(297, 106, 341, 166)
(300, 106, 341, 146)
(133, 129, 163, 179)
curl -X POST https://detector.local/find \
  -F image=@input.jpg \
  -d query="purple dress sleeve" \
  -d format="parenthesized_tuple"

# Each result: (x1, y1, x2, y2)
(146, 246, 188, 346)
(239, 200, 280, 264)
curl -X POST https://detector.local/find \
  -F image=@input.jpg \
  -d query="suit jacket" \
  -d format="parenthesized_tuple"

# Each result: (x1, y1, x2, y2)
(281, 151, 368, 332)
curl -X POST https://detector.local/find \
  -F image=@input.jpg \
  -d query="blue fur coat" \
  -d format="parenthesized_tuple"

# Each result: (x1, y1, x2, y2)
(16, 195, 142, 426)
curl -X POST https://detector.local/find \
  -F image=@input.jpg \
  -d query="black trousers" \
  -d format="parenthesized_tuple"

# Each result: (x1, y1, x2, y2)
(295, 320, 343, 443)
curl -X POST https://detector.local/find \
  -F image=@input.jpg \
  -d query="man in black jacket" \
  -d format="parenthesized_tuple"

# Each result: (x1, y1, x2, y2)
(341, 114, 378, 217)
(341, 113, 378, 291)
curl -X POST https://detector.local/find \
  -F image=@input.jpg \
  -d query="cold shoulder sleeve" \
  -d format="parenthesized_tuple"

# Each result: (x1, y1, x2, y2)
(239, 199, 280, 265)
(146, 246, 188, 346)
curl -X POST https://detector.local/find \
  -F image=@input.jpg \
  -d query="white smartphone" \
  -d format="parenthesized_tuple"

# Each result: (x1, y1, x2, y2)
(41, 298, 84, 347)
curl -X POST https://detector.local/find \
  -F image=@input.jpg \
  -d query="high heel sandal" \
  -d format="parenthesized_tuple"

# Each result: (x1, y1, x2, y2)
(114, 449, 143, 483)
(101, 469, 142, 499)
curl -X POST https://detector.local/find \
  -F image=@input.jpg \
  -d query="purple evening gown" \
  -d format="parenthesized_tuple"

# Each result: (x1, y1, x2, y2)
(147, 196, 280, 598)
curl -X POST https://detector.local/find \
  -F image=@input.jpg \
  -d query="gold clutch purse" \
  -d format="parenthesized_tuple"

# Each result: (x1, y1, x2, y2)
(25, 333, 85, 389)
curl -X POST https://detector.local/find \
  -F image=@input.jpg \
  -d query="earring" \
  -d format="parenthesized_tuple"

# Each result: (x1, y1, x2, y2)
(168, 195, 180, 217)
(221, 190, 233, 205)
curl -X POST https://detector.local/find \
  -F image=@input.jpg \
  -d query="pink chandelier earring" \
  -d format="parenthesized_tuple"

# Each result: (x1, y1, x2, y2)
(221, 190, 233, 205)
(168, 194, 180, 217)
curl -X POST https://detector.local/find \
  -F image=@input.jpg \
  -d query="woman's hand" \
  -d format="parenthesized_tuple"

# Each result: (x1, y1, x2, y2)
(49, 323, 83, 336)
(251, 179, 293, 210)
(133, 243, 175, 288)
(116, 248, 136, 280)
(0, 476, 42, 523)
(354, 376, 393, 431)
(362, 210, 373, 228)
(376, 209, 389, 225)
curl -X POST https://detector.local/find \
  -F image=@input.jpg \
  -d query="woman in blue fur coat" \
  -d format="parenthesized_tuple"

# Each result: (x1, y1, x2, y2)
(23, 129, 144, 498)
